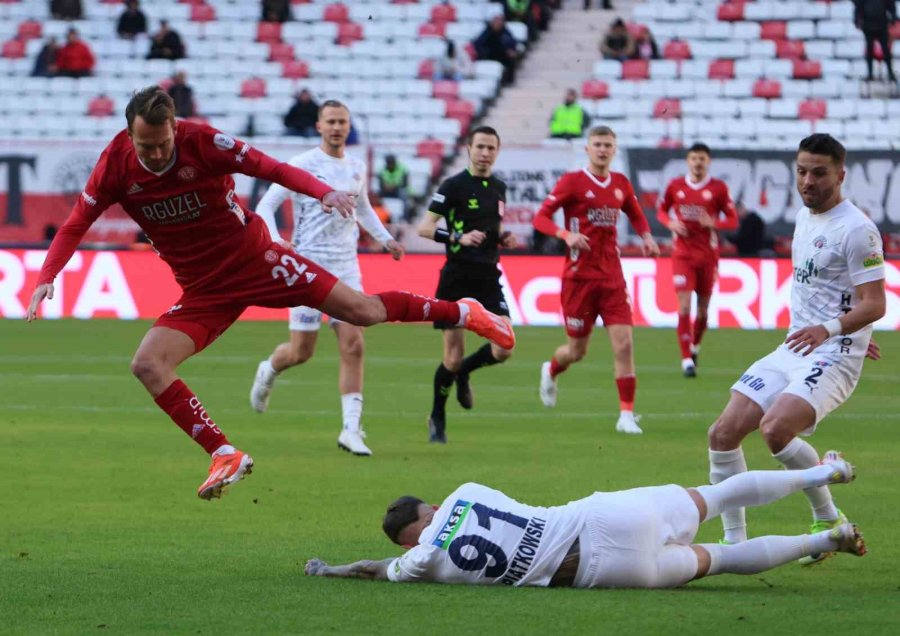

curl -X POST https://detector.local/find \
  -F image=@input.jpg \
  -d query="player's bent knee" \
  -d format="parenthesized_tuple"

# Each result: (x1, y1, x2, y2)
(708, 417, 741, 450)
(340, 337, 365, 360)
(758, 416, 794, 452)
(130, 355, 164, 386)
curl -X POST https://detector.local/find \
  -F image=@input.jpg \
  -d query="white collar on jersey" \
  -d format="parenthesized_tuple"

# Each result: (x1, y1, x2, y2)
(137, 149, 178, 176)
(582, 168, 611, 189)
(684, 173, 711, 190)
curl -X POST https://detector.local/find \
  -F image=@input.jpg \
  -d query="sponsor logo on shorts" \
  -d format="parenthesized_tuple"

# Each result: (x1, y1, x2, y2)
(213, 133, 236, 150)
(863, 252, 884, 268)
(431, 192, 446, 203)
(178, 166, 197, 181)
(566, 316, 584, 331)
(814, 360, 832, 368)
(300, 314, 318, 323)
(264, 250, 278, 263)
(673, 274, 687, 287)
(738, 373, 765, 391)
(433, 500, 471, 549)
(305, 272, 317, 283)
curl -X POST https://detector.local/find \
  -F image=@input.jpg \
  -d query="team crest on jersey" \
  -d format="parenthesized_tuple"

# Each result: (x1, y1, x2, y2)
(867, 232, 880, 247)
(813, 235, 827, 249)
(178, 166, 197, 181)
(613, 188, 623, 201)
(702, 189, 713, 201)
(213, 133, 235, 150)
(676, 190, 685, 199)
(264, 249, 278, 264)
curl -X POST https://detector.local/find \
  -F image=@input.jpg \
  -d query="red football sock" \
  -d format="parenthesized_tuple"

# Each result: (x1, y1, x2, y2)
(693, 315, 708, 348)
(616, 375, 636, 412)
(549, 357, 568, 378)
(677, 313, 693, 359)
(376, 291, 460, 324)
(154, 380, 230, 455)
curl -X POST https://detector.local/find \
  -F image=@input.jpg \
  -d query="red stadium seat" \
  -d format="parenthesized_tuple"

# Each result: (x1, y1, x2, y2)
(180, 0, 207, 5)
(890, 21, 900, 40)
(323, 3, 349, 23)
(708, 59, 735, 79)
(464, 42, 476, 61)
(418, 59, 435, 79)
(760, 21, 787, 40)
(716, 2, 745, 22)
(1, 39, 25, 59)
(269, 42, 295, 62)
(658, 138, 683, 149)
(431, 3, 457, 22)
(445, 99, 475, 130)
(190, 4, 216, 22)
(626, 22, 647, 38)
(752, 79, 782, 99)
(793, 60, 822, 79)
(798, 99, 827, 121)
(417, 138, 445, 158)
(432, 80, 459, 100)
(16, 21, 42, 40)
(281, 60, 309, 79)
(663, 39, 692, 61)
(873, 40, 885, 61)
(776, 40, 805, 59)
(240, 77, 267, 98)
(418, 22, 446, 38)
(257, 22, 282, 44)
(87, 95, 115, 118)
(622, 59, 649, 80)
(337, 22, 363, 45)
(581, 79, 609, 99)
(653, 98, 681, 119)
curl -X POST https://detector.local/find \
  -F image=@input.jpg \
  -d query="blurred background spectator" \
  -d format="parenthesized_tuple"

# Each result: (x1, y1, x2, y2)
(473, 15, 520, 85)
(168, 71, 196, 119)
(632, 26, 658, 60)
(147, 20, 185, 61)
(283, 89, 319, 137)
(50, 0, 82, 21)
(261, 0, 292, 23)
(549, 88, 588, 139)
(434, 38, 474, 81)
(117, 1, 148, 41)
(584, 1, 613, 9)
(32, 37, 59, 77)
(600, 18, 634, 60)
(378, 154, 409, 220)
(503, 0, 551, 41)
(854, 0, 898, 83)
(727, 203, 773, 257)
(56, 28, 94, 78)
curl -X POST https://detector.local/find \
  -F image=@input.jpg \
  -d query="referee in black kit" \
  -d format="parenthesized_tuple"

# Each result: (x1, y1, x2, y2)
(417, 126, 518, 443)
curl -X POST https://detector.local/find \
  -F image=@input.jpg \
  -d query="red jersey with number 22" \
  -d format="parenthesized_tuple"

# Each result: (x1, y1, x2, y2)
(657, 175, 737, 262)
(534, 169, 650, 285)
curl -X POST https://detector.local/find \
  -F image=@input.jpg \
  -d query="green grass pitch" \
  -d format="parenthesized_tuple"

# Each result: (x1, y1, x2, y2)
(1, 320, 897, 635)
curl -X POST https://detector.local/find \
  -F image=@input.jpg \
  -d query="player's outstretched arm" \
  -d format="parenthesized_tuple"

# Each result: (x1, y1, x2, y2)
(304, 557, 393, 580)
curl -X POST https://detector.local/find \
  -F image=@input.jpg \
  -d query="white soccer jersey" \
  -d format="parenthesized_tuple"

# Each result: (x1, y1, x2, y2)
(255, 147, 393, 265)
(387, 483, 586, 587)
(787, 199, 885, 351)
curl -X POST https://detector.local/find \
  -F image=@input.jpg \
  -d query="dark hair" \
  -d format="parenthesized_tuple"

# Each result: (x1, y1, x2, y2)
(468, 125, 500, 145)
(318, 99, 349, 118)
(687, 142, 711, 157)
(588, 125, 616, 138)
(382, 496, 424, 543)
(125, 85, 175, 129)
(798, 133, 846, 165)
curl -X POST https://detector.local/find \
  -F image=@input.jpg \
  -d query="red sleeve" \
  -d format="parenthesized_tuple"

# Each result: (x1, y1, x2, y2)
(655, 182, 674, 228)
(715, 183, 739, 231)
(196, 127, 333, 201)
(532, 175, 569, 237)
(622, 179, 650, 236)
(38, 148, 117, 285)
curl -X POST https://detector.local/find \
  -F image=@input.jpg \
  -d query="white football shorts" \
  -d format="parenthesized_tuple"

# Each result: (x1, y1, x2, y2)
(289, 259, 363, 332)
(574, 485, 700, 589)
(730, 342, 865, 429)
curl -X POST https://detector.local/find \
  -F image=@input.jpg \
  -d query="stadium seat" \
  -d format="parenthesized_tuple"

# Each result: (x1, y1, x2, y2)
(759, 21, 787, 41)
(323, 3, 350, 24)
(337, 22, 363, 46)
(1, 38, 24, 58)
(792, 60, 822, 80)
(269, 42, 295, 63)
(431, 3, 457, 23)
(622, 59, 649, 80)
(190, 4, 216, 23)
(16, 20, 40, 40)
(87, 94, 115, 118)
(281, 60, 309, 79)
(653, 98, 681, 119)
(663, 39, 692, 61)
(257, 22, 282, 44)
(432, 80, 459, 100)
(708, 59, 734, 79)
(753, 79, 782, 99)
(418, 22, 446, 38)
(240, 77, 267, 98)
(417, 59, 434, 79)
(581, 79, 609, 99)
(445, 98, 475, 130)
(716, 2, 745, 22)
(776, 40, 804, 60)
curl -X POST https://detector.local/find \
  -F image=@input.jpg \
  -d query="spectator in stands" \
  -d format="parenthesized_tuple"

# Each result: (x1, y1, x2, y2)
(261, 0, 292, 23)
(168, 71, 196, 118)
(632, 27, 659, 60)
(600, 18, 634, 61)
(854, 0, 898, 83)
(549, 88, 589, 139)
(434, 38, 474, 81)
(283, 89, 319, 137)
(473, 15, 520, 85)
(503, 0, 549, 40)
(378, 155, 409, 218)
(584, 1, 614, 9)
(55, 28, 95, 78)
(727, 203, 771, 258)
(147, 20, 186, 61)
(50, 0, 82, 21)
(117, 1, 148, 41)
(32, 37, 59, 78)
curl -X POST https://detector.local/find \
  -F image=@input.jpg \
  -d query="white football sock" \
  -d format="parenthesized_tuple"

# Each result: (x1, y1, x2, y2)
(455, 302, 470, 327)
(696, 465, 836, 521)
(341, 392, 363, 432)
(263, 357, 278, 377)
(708, 447, 748, 543)
(212, 444, 236, 457)
(702, 531, 837, 576)
(773, 437, 839, 521)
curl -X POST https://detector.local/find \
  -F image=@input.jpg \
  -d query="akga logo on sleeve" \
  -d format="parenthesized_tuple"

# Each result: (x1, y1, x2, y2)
(432, 500, 471, 549)
(213, 133, 236, 150)
(863, 252, 884, 268)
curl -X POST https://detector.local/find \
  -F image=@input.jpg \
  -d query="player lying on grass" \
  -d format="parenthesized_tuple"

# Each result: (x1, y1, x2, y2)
(305, 451, 864, 588)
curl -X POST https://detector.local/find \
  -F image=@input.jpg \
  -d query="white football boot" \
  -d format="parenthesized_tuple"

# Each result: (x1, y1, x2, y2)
(338, 429, 372, 456)
(539, 361, 557, 407)
(615, 411, 643, 435)
(250, 360, 276, 413)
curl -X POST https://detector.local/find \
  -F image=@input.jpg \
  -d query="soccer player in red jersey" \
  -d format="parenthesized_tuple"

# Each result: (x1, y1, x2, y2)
(24, 87, 515, 499)
(656, 143, 738, 378)
(533, 126, 659, 435)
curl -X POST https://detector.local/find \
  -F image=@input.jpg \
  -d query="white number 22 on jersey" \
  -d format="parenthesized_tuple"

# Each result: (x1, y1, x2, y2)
(271, 254, 307, 287)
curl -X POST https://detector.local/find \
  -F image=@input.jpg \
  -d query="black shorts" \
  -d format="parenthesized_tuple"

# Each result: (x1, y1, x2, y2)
(434, 261, 510, 329)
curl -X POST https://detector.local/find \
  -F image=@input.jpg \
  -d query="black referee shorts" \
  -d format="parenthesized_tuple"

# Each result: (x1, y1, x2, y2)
(433, 261, 510, 330)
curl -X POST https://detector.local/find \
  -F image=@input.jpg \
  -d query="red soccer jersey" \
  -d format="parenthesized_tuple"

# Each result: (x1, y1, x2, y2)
(533, 169, 650, 284)
(38, 121, 332, 292)
(656, 175, 737, 261)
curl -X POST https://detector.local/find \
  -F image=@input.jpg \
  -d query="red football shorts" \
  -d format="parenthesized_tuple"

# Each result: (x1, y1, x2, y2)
(153, 241, 338, 352)
(672, 257, 718, 298)
(560, 278, 633, 338)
